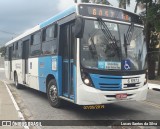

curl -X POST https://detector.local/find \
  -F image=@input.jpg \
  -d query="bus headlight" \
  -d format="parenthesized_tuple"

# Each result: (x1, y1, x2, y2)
(84, 78, 90, 85)
(81, 72, 94, 87)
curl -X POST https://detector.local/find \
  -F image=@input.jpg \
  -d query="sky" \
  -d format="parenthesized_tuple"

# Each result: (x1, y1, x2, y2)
(0, 0, 139, 46)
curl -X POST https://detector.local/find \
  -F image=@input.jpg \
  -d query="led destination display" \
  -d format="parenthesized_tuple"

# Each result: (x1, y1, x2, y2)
(78, 4, 142, 24)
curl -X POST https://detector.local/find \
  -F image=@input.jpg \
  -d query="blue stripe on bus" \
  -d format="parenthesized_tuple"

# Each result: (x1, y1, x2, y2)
(40, 6, 76, 28)
(38, 56, 62, 95)
(90, 74, 122, 91)
(38, 56, 76, 101)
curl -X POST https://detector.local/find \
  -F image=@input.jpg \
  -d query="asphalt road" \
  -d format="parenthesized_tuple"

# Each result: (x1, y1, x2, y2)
(0, 70, 160, 129)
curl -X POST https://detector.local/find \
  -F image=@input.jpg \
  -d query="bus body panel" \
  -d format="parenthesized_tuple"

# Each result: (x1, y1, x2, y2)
(38, 56, 62, 95)
(4, 61, 10, 80)
(76, 39, 147, 105)
(76, 82, 148, 105)
(90, 74, 145, 91)
(12, 59, 23, 84)
(27, 58, 39, 90)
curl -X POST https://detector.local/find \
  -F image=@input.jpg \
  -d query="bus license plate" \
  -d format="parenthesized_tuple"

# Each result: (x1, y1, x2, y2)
(116, 94, 127, 99)
(128, 78, 139, 84)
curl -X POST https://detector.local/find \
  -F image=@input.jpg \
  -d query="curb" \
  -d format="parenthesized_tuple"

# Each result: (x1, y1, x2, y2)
(148, 83, 160, 91)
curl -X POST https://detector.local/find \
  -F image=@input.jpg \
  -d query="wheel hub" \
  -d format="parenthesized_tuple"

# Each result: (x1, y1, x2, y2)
(49, 85, 58, 102)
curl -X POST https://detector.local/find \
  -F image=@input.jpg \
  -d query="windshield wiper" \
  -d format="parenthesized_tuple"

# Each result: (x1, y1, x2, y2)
(125, 23, 134, 45)
(124, 34, 128, 57)
(97, 17, 120, 56)
(88, 34, 98, 58)
(124, 23, 134, 58)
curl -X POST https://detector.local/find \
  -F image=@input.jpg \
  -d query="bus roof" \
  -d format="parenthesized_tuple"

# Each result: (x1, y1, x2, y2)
(5, 3, 140, 47)
(5, 5, 76, 46)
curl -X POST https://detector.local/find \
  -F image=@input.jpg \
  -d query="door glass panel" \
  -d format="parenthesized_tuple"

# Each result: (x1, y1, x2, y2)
(22, 40, 29, 74)
(70, 24, 75, 96)
(61, 25, 69, 95)
(61, 22, 76, 99)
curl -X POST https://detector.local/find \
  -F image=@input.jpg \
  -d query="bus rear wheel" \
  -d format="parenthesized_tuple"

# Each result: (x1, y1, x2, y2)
(14, 73, 21, 89)
(47, 79, 62, 108)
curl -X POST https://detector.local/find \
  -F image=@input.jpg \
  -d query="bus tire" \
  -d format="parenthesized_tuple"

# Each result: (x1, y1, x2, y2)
(14, 73, 21, 89)
(47, 79, 62, 108)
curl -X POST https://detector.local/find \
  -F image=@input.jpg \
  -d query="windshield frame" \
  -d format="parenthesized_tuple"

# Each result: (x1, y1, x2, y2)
(79, 17, 147, 73)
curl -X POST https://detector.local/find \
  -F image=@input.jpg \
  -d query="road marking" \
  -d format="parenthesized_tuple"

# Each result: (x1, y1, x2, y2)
(141, 100, 160, 109)
(3, 81, 30, 129)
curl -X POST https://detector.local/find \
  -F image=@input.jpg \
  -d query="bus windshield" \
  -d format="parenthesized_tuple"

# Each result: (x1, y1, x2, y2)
(80, 19, 147, 71)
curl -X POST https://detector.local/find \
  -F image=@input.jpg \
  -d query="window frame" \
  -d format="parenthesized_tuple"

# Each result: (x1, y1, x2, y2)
(29, 30, 42, 57)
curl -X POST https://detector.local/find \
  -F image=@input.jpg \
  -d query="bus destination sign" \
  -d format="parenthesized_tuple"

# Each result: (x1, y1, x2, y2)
(78, 4, 142, 24)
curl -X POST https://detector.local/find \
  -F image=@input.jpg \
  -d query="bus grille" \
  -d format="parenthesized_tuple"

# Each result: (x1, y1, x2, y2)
(90, 74, 122, 91)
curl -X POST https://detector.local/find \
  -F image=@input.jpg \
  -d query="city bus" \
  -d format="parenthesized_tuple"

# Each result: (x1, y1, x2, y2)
(4, 3, 148, 108)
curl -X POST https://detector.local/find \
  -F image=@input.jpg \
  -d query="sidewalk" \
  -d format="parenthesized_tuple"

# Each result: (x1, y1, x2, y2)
(0, 81, 23, 129)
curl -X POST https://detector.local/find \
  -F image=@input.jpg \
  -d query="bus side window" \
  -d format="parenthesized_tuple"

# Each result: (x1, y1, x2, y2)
(30, 31, 42, 57)
(13, 44, 14, 51)
(16, 42, 18, 50)
(5, 47, 9, 60)
(17, 41, 22, 59)
(42, 24, 57, 55)
(12, 43, 16, 59)
(42, 29, 46, 42)
(15, 42, 18, 59)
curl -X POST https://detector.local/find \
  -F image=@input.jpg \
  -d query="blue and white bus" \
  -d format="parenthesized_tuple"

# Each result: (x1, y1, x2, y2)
(4, 3, 148, 108)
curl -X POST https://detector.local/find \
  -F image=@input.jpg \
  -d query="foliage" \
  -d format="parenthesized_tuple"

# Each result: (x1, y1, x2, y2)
(137, 0, 160, 79)
(147, 4, 160, 31)
(82, 0, 110, 4)
(117, 0, 130, 9)
(138, 0, 160, 31)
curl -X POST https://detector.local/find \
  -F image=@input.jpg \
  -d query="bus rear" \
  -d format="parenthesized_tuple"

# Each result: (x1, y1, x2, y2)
(75, 4, 148, 105)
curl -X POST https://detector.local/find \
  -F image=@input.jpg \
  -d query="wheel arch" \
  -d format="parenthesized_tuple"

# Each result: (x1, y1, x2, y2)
(46, 74, 56, 92)
(13, 70, 17, 81)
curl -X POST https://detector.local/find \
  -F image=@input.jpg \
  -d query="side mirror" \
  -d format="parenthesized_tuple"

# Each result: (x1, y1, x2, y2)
(75, 17, 85, 38)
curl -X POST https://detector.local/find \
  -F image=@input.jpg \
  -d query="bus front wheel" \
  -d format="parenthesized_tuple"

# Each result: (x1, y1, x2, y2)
(14, 73, 21, 89)
(47, 79, 62, 108)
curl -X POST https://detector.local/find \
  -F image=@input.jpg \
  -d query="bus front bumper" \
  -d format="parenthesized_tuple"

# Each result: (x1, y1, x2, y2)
(76, 84, 148, 105)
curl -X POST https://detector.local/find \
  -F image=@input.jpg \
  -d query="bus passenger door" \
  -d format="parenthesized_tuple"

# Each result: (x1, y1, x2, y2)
(22, 40, 29, 84)
(60, 22, 76, 100)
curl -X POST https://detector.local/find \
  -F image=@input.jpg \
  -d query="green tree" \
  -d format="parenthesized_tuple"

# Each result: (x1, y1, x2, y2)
(138, 0, 160, 79)
(117, 0, 130, 9)
(134, 0, 145, 13)
(117, 0, 144, 13)
(81, 0, 110, 4)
